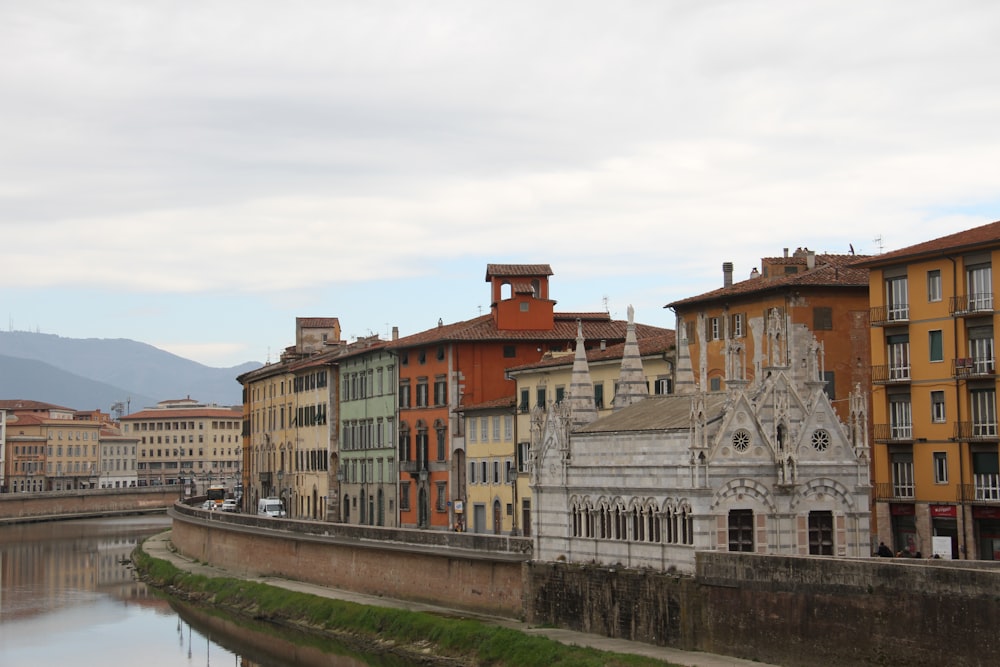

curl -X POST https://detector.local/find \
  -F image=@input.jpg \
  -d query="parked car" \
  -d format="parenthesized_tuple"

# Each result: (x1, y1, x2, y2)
(257, 497, 286, 518)
(221, 499, 239, 513)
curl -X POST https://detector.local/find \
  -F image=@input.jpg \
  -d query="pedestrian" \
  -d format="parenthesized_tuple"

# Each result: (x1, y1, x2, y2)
(877, 541, 893, 557)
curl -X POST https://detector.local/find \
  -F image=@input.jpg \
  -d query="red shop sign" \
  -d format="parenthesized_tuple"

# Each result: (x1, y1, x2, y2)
(890, 503, 916, 516)
(930, 505, 957, 518)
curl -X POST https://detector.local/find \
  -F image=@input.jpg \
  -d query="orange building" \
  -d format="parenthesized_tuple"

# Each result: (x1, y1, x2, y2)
(857, 220, 1000, 560)
(666, 248, 871, 423)
(390, 264, 671, 530)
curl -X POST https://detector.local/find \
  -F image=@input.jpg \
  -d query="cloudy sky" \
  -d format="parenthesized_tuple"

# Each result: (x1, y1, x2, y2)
(1, 1, 998, 368)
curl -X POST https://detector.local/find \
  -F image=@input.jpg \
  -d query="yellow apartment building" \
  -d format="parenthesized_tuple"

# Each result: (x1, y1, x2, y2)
(858, 220, 1000, 559)
(460, 396, 518, 534)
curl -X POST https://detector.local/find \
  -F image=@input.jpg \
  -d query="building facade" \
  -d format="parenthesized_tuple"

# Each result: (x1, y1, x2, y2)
(460, 396, 517, 534)
(98, 425, 139, 489)
(532, 314, 872, 574)
(390, 264, 672, 531)
(666, 249, 871, 425)
(858, 220, 1000, 559)
(507, 315, 675, 537)
(121, 398, 242, 495)
(337, 337, 398, 527)
(239, 317, 341, 518)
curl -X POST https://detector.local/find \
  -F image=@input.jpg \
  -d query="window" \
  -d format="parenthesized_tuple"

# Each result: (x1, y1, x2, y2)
(481, 460, 487, 483)
(927, 269, 942, 302)
(684, 320, 695, 342)
(519, 389, 530, 413)
(708, 317, 720, 341)
(436, 345, 445, 361)
(480, 417, 488, 441)
(436, 427, 446, 461)
(929, 330, 943, 363)
(813, 307, 833, 331)
(492, 416, 500, 441)
(469, 461, 477, 484)
(399, 482, 410, 511)
(493, 460, 500, 484)
(654, 377, 673, 395)
(435, 483, 447, 511)
(517, 442, 530, 472)
(728, 509, 754, 552)
(931, 391, 946, 423)
(710, 377, 721, 391)
(536, 387, 546, 408)
(889, 395, 913, 440)
(891, 452, 915, 497)
(468, 417, 477, 442)
(971, 389, 997, 437)
(967, 263, 993, 312)
(504, 415, 512, 439)
(886, 276, 909, 321)
(399, 382, 410, 408)
(886, 333, 910, 380)
(555, 386, 565, 404)
(822, 371, 835, 403)
(594, 383, 604, 409)
(969, 326, 995, 374)
(416, 380, 428, 407)
(808, 511, 834, 555)
(434, 378, 447, 406)
(503, 345, 516, 358)
(731, 312, 745, 338)
(934, 452, 949, 484)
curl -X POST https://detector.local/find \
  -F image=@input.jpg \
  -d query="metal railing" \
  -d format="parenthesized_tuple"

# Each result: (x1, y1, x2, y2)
(955, 421, 1000, 441)
(950, 293, 994, 316)
(872, 364, 911, 384)
(870, 304, 909, 326)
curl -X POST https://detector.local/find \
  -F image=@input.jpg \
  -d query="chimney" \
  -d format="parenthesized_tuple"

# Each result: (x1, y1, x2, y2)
(600, 339, 606, 351)
(806, 250, 816, 270)
(391, 326, 399, 341)
(783, 247, 789, 258)
(723, 262, 734, 288)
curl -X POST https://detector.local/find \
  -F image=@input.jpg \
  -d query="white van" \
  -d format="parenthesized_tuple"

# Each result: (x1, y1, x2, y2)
(257, 497, 286, 518)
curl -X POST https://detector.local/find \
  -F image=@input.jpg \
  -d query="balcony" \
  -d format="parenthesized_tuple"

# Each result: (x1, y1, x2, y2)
(870, 304, 909, 327)
(953, 357, 996, 379)
(874, 481, 916, 502)
(872, 364, 911, 384)
(873, 423, 914, 443)
(950, 293, 994, 317)
(959, 475, 1000, 503)
(955, 421, 1000, 442)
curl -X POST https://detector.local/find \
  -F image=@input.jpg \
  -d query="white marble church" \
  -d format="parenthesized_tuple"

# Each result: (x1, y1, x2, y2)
(530, 307, 872, 574)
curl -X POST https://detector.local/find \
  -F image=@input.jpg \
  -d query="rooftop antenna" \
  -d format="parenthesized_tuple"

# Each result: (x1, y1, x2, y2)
(602, 295, 610, 313)
(873, 235, 884, 254)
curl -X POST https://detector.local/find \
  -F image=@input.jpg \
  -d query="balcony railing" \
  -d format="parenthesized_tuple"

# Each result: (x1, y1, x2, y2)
(953, 357, 996, 378)
(874, 481, 916, 501)
(955, 421, 1000, 441)
(870, 304, 910, 326)
(872, 364, 911, 384)
(873, 423, 914, 443)
(959, 476, 1000, 503)
(950, 293, 994, 317)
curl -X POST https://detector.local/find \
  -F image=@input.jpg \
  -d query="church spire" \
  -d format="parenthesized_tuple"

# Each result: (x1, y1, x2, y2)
(567, 319, 598, 430)
(613, 304, 648, 410)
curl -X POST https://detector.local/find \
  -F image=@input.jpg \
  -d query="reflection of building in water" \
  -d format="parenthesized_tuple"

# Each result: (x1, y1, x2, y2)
(0, 520, 169, 621)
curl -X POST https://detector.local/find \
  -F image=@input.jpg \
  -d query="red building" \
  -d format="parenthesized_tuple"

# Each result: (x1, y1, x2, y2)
(390, 264, 671, 529)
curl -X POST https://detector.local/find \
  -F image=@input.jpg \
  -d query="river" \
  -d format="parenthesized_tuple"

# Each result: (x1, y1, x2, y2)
(0, 516, 421, 666)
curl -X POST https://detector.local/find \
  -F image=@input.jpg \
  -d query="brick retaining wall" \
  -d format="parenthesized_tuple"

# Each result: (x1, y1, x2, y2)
(0, 487, 176, 523)
(170, 504, 529, 618)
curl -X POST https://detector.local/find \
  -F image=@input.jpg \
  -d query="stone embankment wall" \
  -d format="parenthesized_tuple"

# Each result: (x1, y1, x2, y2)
(170, 503, 530, 618)
(526, 552, 1000, 667)
(0, 487, 176, 523)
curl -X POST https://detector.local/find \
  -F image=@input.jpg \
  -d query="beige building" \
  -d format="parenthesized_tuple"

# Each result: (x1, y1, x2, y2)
(121, 398, 242, 494)
(506, 314, 676, 536)
(239, 317, 341, 519)
(98, 425, 139, 489)
(460, 397, 518, 534)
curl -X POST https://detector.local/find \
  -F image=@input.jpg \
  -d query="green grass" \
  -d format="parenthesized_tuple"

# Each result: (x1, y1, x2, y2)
(132, 547, 676, 667)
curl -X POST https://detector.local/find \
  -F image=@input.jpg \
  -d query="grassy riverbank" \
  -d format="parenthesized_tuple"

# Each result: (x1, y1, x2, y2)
(133, 546, 677, 667)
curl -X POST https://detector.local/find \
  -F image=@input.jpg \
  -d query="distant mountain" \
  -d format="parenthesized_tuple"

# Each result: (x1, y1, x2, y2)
(0, 331, 261, 411)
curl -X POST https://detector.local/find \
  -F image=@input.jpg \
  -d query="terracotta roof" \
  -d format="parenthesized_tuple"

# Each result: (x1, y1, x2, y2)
(121, 407, 242, 421)
(853, 220, 1000, 267)
(387, 313, 670, 348)
(0, 399, 76, 412)
(506, 332, 676, 373)
(485, 264, 553, 279)
(455, 395, 518, 412)
(666, 254, 869, 309)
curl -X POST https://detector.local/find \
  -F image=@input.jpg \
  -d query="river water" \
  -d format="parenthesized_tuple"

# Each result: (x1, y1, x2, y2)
(0, 516, 420, 666)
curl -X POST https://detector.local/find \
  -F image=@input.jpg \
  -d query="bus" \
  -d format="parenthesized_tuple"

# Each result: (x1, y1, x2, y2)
(206, 484, 226, 506)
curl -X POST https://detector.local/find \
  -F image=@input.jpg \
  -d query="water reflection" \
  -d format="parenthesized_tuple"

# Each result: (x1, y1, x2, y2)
(0, 516, 429, 666)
